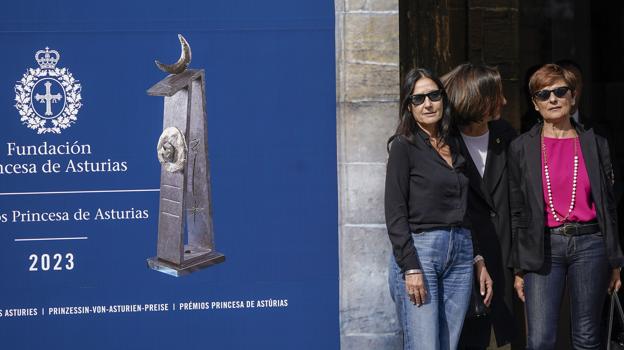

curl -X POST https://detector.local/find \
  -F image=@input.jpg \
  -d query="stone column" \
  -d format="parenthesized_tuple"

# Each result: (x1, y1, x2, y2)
(336, 0, 401, 349)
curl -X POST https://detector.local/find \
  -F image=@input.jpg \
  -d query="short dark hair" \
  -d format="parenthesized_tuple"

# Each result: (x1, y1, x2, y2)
(555, 59, 583, 86)
(555, 59, 582, 75)
(441, 63, 504, 126)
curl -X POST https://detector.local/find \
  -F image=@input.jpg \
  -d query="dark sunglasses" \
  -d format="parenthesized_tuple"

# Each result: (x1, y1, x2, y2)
(408, 90, 443, 106)
(533, 86, 572, 101)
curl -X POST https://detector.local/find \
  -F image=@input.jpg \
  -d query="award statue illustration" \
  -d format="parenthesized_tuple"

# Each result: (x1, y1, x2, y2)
(147, 34, 225, 276)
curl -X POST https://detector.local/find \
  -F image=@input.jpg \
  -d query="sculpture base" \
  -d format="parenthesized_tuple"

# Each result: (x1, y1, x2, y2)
(147, 251, 225, 277)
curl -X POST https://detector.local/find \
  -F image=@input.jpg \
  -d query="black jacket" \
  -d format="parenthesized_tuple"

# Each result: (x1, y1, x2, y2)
(458, 119, 517, 347)
(509, 122, 624, 271)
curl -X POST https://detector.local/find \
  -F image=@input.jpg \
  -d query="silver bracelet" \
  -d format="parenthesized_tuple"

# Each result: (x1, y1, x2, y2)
(404, 269, 422, 275)
(473, 255, 484, 265)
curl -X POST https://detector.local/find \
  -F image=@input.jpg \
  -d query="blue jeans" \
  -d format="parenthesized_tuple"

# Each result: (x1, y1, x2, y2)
(524, 232, 609, 350)
(389, 227, 474, 350)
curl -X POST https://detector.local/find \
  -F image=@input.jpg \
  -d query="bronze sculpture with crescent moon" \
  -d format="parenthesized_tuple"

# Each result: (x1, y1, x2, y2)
(155, 34, 192, 74)
(147, 35, 225, 276)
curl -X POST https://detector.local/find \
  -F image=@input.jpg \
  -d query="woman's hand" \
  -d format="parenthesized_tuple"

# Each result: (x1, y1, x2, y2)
(608, 268, 622, 295)
(475, 260, 493, 306)
(514, 273, 525, 302)
(405, 273, 427, 307)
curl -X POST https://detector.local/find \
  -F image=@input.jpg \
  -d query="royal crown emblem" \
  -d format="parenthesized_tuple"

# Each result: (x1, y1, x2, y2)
(14, 47, 82, 134)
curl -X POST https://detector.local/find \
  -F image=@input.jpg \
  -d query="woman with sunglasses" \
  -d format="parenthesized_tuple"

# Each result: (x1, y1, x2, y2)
(441, 63, 517, 350)
(509, 63, 623, 349)
(385, 67, 490, 349)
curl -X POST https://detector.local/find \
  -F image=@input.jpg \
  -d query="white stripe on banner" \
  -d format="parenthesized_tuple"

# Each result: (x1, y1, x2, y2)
(15, 237, 88, 242)
(0, 189, 160, 196)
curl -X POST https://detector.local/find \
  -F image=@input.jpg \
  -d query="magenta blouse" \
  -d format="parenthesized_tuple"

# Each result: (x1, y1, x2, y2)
(541, 136, 597, 228)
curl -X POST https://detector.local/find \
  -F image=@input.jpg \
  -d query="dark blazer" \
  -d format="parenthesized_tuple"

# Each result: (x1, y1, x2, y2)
(458, 119, 517, 347)
(508, 122, 624, 271)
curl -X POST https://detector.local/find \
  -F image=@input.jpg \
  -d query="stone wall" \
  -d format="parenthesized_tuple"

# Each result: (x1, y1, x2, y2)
(336, 0, 401, 349)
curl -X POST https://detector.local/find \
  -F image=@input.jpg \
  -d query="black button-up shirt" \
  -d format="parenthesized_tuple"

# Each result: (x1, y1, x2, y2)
(385, 129, 471, 272)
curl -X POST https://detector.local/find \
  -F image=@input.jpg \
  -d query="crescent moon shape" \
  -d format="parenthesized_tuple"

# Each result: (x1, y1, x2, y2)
(155, 34, 192, 74)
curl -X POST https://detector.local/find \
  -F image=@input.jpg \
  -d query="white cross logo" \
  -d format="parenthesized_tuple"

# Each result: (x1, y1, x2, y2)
(34, 81, 62, 116)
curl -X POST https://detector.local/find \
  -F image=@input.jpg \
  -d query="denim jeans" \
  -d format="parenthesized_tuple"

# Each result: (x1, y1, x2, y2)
(524, 232, 609, 350)
(389, 227, 474, 350)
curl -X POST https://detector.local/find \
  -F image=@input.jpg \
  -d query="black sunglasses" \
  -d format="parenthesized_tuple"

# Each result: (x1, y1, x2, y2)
(408, 90, 443, 106)
(533, 86, 572, 101)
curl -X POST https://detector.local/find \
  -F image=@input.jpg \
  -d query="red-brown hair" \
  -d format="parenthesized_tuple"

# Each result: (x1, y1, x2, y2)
(528, 63, 577, 97)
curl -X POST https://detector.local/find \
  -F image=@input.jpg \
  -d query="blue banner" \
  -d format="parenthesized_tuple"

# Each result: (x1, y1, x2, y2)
(0, 1, 338, 348)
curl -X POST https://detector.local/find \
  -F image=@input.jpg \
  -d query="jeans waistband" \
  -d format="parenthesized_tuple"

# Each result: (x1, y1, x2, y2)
(548, 222, 600, 236)
(411, 226, 469, 235)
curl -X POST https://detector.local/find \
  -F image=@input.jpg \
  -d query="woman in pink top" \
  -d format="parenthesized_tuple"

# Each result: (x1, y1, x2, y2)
(508, 64, 623, 349)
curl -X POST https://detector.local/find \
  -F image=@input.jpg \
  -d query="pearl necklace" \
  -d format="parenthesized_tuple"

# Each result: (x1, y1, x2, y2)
(542, 133, 579, 223)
